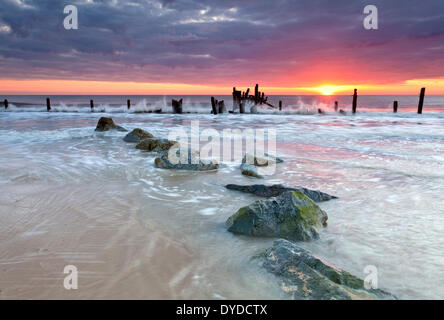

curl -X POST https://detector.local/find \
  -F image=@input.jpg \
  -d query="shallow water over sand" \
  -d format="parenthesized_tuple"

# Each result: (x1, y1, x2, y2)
(1, 110, 444, 299)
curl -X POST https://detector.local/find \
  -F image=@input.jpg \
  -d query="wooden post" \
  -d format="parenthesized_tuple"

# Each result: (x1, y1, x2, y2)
(232, 87, 242, 112)
(334, 101, 338, 112)
(417, 87, 425, 114)
(279, 100, 282, 111)
(127, 99, 131, 110)
(90, 100, 94, 111)
(261, 92, 265, 104)
(254, 84, 259, 100)
(172, 99, 183, 114)
(352, 89, 357, 114)
(239, 102, 245, 114)
(232, 87, 237, 111)
(211, 97, 218, 115)
(245, 88, 250, 98)
(4, 99, 8, 109)
(46, 98, 51, 111)
(393, 101, 398, 113)
(218, 100, 226, 114)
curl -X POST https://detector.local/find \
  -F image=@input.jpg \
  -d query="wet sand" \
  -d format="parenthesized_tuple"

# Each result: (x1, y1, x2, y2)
(0, 183, 197, 299)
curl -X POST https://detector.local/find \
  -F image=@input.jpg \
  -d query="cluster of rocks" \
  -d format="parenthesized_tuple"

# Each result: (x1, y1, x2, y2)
(95, 117, 219, 171)
(225, 185, 395, 299)
(94, 117, 395, 299)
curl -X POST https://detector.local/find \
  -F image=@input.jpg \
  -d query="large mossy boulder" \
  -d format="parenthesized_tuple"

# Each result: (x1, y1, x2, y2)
(123, 128, 154, 143)
(154, 149, 219, 171)
(136, 138, 178, 152)
(225, 184, 337, 202)
(257, 239, 396, 300)
(95, 117, 127, 132)
(226, 190, 327, 242)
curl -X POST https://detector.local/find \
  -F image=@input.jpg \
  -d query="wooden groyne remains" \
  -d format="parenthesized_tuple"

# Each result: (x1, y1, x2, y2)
(230, 84, 279, 114)
(1, 86, 429, 115)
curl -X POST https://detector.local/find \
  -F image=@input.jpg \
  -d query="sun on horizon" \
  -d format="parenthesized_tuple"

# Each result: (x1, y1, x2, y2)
(296, 84, 357, 96)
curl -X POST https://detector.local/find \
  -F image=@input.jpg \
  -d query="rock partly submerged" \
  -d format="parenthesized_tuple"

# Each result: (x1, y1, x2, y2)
(155, 148, 219, 171)
(136, 138, 179, 152)
(242, 153, 284, 167)
(225, 184, 337, 202)
(240, 163, 263, 179)
(240, 153, 283, 178)
(256, 239, 396, 300)
(226, 190, 327, 242)
(123, 128, 154, 143)
(95, 117, 127, 132)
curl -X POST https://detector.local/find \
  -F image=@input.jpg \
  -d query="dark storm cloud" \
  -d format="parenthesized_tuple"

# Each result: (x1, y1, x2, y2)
(0, 0, 443, 85)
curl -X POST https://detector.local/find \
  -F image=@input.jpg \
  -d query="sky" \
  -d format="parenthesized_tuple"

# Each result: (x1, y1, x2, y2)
(0, 0, 443, 95)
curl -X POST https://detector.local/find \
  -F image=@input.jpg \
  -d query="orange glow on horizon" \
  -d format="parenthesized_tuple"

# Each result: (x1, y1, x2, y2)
(303, 85, 357, 95)
(0, 80, 232, 95)
(0, 78, 443, 95)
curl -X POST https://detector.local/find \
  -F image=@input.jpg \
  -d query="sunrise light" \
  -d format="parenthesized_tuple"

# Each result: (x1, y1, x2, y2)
(309, 85, 357, 96)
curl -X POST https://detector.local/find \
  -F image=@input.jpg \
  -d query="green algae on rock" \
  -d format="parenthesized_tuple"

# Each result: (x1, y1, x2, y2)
(226, 190, 328, 241)
(257, 239, 396, 300)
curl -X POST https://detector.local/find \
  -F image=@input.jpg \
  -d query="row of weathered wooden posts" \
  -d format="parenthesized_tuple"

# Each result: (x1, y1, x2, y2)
(2, 85, 427, 114)
(172, 84, 427, 115)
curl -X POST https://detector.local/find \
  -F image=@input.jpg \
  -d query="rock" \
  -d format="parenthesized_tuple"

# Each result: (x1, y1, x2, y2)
(136, 138, 179, 152)
(123, 128, 154, 143)
(225, 184, 337, 202)
(95, 117, 127, 132)
(226, 190, 327, 242)
(240, 163, 263, 179)
(155, 149, 219, 171)
(242, 153, 283, 167)
(257, 239, 396, 300)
